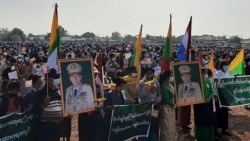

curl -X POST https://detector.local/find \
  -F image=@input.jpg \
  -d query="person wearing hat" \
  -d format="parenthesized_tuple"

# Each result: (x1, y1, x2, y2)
(31, 68, 62, 141)
(65, 63, 95, 114)
(177, 65, 202, 132)
(177, 65, 202, 103)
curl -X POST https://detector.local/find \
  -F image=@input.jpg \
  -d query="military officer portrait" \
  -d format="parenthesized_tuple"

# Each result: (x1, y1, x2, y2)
(177, 64, 203, 105)
(64, 62, 95, 114)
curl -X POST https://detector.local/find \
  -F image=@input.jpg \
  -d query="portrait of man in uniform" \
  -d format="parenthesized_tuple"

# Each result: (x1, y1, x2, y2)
(173, 62, 204, 106)
(58, 59, 96, 116)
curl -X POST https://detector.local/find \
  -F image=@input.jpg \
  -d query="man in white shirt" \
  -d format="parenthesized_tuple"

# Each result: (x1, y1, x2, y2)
(214, 61, 232, 136)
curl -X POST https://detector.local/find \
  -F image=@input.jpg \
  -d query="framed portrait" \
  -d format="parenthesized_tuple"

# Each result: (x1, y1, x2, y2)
(58, 58, 97, 117)
(172, 61, 205, 107)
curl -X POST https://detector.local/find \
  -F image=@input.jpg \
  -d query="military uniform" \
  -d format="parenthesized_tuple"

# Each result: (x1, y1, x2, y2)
(177, 65, 202, 104)
(65, 83, 95, 113)
(64, 63, 95, 114)
(178, 82, 202, 103)
(177, 65, 202, 131)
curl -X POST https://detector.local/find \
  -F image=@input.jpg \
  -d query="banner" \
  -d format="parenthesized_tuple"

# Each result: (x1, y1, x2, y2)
(0, 109, 36, 141)
(217, 76, 250, 107)
(108, 102, 153, 141)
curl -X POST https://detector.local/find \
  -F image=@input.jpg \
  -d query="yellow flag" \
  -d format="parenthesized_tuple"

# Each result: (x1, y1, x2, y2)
(208, 52, 215, 74)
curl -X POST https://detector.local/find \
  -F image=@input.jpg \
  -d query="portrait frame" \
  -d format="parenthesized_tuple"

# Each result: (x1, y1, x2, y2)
(58, 58, 97, 117)
(172, 61, 205, 107)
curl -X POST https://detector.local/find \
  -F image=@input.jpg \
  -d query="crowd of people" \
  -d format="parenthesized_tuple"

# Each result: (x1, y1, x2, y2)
(0, 40, 250, 141)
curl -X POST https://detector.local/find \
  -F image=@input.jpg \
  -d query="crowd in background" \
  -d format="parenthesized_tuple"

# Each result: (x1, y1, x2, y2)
(0, 40, 250, 141)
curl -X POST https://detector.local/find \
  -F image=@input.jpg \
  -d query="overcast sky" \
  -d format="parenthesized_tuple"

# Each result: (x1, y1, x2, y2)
(1, 0, 249, 38)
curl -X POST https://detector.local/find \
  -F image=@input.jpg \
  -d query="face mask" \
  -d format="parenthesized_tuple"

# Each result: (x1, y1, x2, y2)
(147, 74, 154, 80)
(53, 79, 60, 86)
(24, 57, 30, 62)
(131, 73, 137, 77)
(222, 66, 228, 72)
(112, 58, 116, 61)
(169, 77, 174, 82)
(204, 74, 209, 79)
(17, 58, 22, 62)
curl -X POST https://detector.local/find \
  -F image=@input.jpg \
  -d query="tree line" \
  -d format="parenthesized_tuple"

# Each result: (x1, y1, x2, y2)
(0, 26, 242, 45)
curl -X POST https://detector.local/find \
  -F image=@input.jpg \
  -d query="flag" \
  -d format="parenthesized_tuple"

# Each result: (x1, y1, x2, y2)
(161, 15, 172, 72)
(95, 75, 104, 97)
(177, 17, 192, 62)
(199, 52, 204, 67)
(228, 49, 245, 75)
(208, 52, 215, 74)
(130, 25, 142, 79)
(47, 3, 60, 70)
(97, 52, 104, 82)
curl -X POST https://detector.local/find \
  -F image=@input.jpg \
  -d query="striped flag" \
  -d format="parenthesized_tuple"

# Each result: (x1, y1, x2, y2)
(161, 15, 172, 72)
(208, 52, 215, 74)
(130, 24, 142, 79)
(177, 17, 192, 62)
(47, 3, 60, 70)
(199, 51, 204, 67)
(228, 49, 245, 75)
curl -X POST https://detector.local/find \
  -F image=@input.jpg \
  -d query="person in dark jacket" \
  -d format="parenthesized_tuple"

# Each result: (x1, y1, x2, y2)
(78, 67, 103, 141)
(102, 77, 128, 140)
(0, 81, 23, 117)
(31, 68, 62, 141)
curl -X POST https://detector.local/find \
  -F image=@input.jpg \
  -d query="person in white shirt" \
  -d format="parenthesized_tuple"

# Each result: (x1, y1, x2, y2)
(214, 61, 232, 136)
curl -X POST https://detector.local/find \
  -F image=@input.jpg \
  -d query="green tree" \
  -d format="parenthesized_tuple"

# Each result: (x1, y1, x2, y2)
(229, 36, 241, 44)
(7, 28, 26, 41)
(0, 28, 9, 41)
(123, 34, 136, 43)
(9, 34, 22, 41)
(59, 25, 68, 36)
(44, 33, 50, 41)
(111, 31, 121, 41)
(81, 32, 96, 38)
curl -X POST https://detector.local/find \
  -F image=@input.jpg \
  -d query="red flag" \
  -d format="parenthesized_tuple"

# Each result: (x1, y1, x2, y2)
(177, 16, 192, 62)
(199, 52, 204, 67)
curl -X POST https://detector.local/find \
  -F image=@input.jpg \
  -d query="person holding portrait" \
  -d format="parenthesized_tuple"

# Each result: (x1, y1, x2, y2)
(65, 63, 95, 113)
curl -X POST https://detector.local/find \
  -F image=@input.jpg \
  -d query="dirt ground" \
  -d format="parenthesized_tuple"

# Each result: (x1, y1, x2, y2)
(63, 106, 250, 141)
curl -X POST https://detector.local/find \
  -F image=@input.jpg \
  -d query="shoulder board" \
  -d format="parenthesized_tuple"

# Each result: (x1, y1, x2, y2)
(82, 84, 90, 87)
